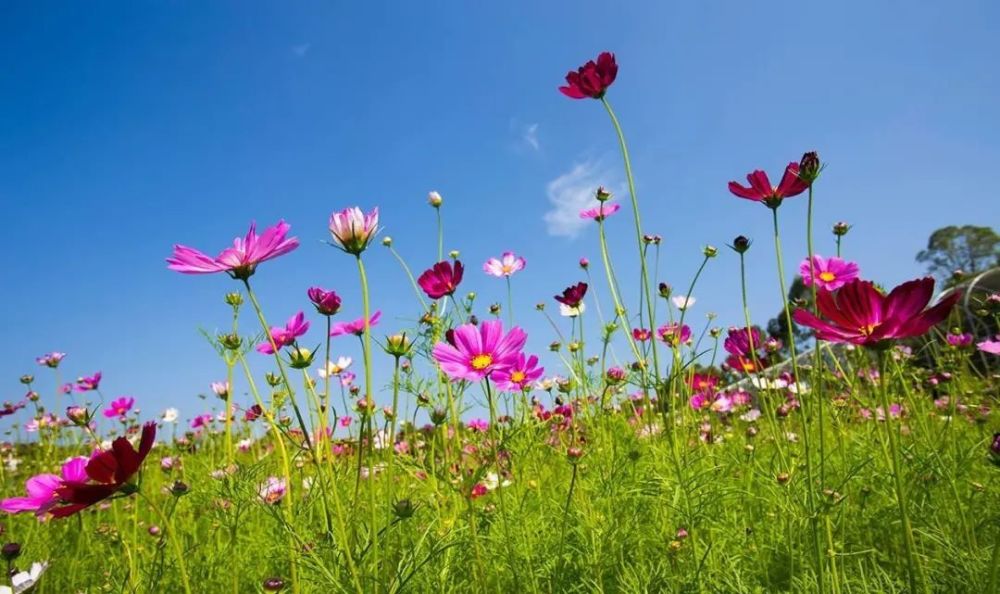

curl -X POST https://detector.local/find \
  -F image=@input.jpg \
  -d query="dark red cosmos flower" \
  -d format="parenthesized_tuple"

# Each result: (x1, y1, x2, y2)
(307, 287, 342, 316)
(728, 162, 809, 208)
(51, 422, 156, 518)
(418, 260, 464, 300)
(554, 282, 588, 308)
(793, 277, 960, 348)
(559, 52, 618, 99)
(244, 404, 263, 422)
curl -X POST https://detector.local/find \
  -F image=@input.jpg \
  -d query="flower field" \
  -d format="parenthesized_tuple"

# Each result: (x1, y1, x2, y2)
(2, 51, 1000, 594)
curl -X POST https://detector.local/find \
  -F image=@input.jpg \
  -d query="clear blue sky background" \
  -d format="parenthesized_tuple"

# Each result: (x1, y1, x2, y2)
(2, 1, 998, 428)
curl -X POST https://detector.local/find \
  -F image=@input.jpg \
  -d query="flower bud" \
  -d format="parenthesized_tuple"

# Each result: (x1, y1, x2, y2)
(776, 472, 790, 485)
(263, 577, 286, 592)
(595, 186, 612, 202)
(224, 292, 244, 308)
(219, 332, 242, 351)
(449, 250, 460, 259)
(535, 302, 545, 311)
(19, 375, 33, 385)
(66, 406, 89, 425)
(549, 341, 562, 352)
(703, 245, 718, 258)
(643, 234, 662, 246)
(730, 235, 751, 254)
(489, 303, 501, 315)
(393, 498, 416, 519)
(170, 481, 190, 497)
(384, 333, 413, 358)
(605, 367, 627, 385)
(382, 236, 393, 247)
(567, 447, 584, 461)
(1, 542, 20, 561)
(658, 283, 671, 298)
(288, 348, 315, 370)
(428, 191, 443, 208)
(832, 222, 851, 237)
(579, 257, 589, 269)
(265, 373, 282, 387)
(148, 525, 161, 537)
(798, 151, 821, 185)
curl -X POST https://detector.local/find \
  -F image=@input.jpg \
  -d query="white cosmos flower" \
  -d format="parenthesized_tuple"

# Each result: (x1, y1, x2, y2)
(317, 356, 353, 379)
(559, 303, 586, 317)
(482, 472, 511, 491)
(672, 295, 696, 310)
(161, 408, 179, 423)
(5, 561, 48, 594)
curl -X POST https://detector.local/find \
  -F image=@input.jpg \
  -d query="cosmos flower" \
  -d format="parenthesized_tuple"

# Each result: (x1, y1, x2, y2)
(328, 207, 379, 255)
(1, 457, 87, 517)
(432, 320, 527, 382)
(689, 373, 719, 393)
(579, 202, 621, 221)
(492, 353, 544, 392)
(103, 397, 135, 419)
(946, 332, 973, 347)
(657, 323, 692, 347)
(75, 372, 102, 393)
(418, 260, 465, 299)
(672, 295, 696, 310)
(799, 255, 860, 291)
(555, 282, 588, 308)
(317, 356, 353, 378)
(307, 287, 342, 316)
(978, 338, 1000, 355)
(483, 252, 527, 278)
(559, 51, 618, 99)
(35, 352, 66, 368)
(161, 408, 179, 424)
(2, 561, 48, 593)
(258, 477, 287, 504)
(210, 381, 229, 399)
(632, 328, 652, 342)
(793, 278, 960, 347)
(330, 312, 382, 337)
(728, 162, 809, 208)
(724, 327, 762, 358)
(191, 414, 214, 429)
(257, 312, 310, 354)
(167, 221, 299, 279)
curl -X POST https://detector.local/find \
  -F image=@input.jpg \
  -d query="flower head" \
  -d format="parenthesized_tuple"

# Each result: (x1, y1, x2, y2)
(492, 353, 544, 392)
(259, 477, 287, 504)
(580, 202, 621, 221)
(103, 397, 135, 419)
(307, 287, 342, 316)
(36, 352, 66, 368)
(75, 372, 102, 393)
(672, 295, 696, 311)
(555, 282, 588, 308)
(418, 260, 465, 300)
(432, 320, 527, 382)
(800, 255, 860, 291)
(559, 51, 618, 99)
(167, 221, 298, 280)
(793, 277, 961, 347)
(483, 252, 526, 278)
(724, 327, 762, 358)
(978, 338, 1000, 355)
(330, 311, 382, 337)
(1, 457, 87, 517)
(328, 207, 379, 255)
(728, 162, 809, 208)
(657, 323, 692, 347)
(257, 312, 310, 354)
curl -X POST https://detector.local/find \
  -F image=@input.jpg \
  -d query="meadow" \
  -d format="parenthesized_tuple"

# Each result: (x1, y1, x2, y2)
(2, 52, 999, 594)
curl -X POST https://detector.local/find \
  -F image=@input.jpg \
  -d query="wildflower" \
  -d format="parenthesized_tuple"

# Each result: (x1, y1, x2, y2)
(330, 312, 382, 337)
(559, 51, 618, 99)
(799, 255, 860, 291)
(689, 373, 718, 393)
(579, 257, 589, 269)
(555, 282, 587, 308)
(492, 353, 544, 392)
(428, 191, 443, 207)
(466, 419, 489, 433)
(66, 406, 88, 425)
(418, 260, 465, 299)
(432, 320, 527, 382)
(833, 222, 851, 236)
(317, 356, 353, 378)
(657, 323, 692, 347)
(703, 245, 718, 258)
(672, 295, 696, 311)
(161, 408, 179, 424)
(6, 561, 48, 593)
(75, 372, 102, 392)
(191, 414, 213, 429)
(210, 381, 230, 400)
(728, 162, 809, 208)
(103, 397, 135, 419)
(257, 312, 309, 354)
(35, 352, 66, 368)
(483, 252, 526, 278)
(259, 477, 287, 504)
(724, 327, 762, 358)
(579, 201, 621, 221)
(307, 287, 342, 316)
(1, 457, 87, 516)
(328, 207, 379, 255)
(729, 236, 751, 254)
(632, 328, 652, 342)
(605, 367, 627, 385)
(167, 221, 299, 279)
(384, 333, 413, 358)
(946, 332, 973, 348)
(977, 338, 1000, 355)
(793, 277, 961, 347)
(470, 483, 489, 499)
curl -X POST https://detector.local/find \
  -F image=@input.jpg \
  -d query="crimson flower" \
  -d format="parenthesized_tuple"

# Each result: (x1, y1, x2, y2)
(728, 162, 809, 208)
(792, 277, 961, 348)
(559, 52, 618, 99)
(418, 260, 464, 300)
(52, 422, 156, 518)
(554, 282, 588, 308)
(307, 287, 342, 316)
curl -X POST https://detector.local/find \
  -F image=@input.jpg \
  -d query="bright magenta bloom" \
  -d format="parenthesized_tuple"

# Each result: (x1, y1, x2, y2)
(559, 51, 618, 99)
(632, 328, 652, 342)
(728, 162, 808, 208)
(328, 207, 379, 255)
(75, 371, 102, 392)
(167, 221, 299, 279)
(307, 287, 342, 316)
(657, 323, 692, 347)
(492, 353, 544, 392)
(1, 457, 87, 517)
(724, 327, 762, 358)
(483, 252, 526, 278)
(800, 255, 860, 291)
(432, 320, 527, 382)
(103, 396, 134, 419)
(257, 312, 310, 354)
(793, 277, 960, 347)
(330, 311, 382, 337)
(579, 202, 621, 221)
(418, 260, 465, 300)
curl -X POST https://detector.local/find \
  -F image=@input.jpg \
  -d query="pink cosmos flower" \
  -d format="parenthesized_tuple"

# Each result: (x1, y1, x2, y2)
(307, 287, 342, 316)
(432, 320, 527, 382)
(793, 277, 960, 347)
(103, 396, 135, 419)
(689, 393, 709, 411)
(330, 311, 382, 337)
(257, 312, 310, 354)
(328, 207, 379, 255)
(492, 353, 544, 392)
(1, 457, 88, 517)
(579, 202, 621, 221)
(978, 338, 1000, 355)
(210, 381, 229, 399)
(657, 323, 692, 347)
(259, 477, 287, 504)
(36, 352, 66, 368)
(418, 260, 465, 299)
(483, 252, 526, 278)
(191, 414, 214, 429)
(466, 419, 489, 433)
(946, 332, 973, 347)
(75, 372, 102, 392)
(167, 221, 299, 279)
(799, 255, 860, 291)
(728, 162, 809, 208)
(689, 373, 719, 393)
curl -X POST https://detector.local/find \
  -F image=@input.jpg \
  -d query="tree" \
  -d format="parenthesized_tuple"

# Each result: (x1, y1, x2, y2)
(916, 225, 999, 286)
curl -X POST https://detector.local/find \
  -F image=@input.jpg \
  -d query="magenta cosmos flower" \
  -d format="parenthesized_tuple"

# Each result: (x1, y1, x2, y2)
(559, 51, 618, 99)
(330, 311, 382, 337)
(1, 456, 88, 517)
(328, 207, 379, 255)
(418, 260, 465, 300)
(483, 252, 526, 278)
(580, 202, 621, 221)
(307, 287, 342, 316)
(75, 371, 102, 392)
(728, 162, 808, 208)
(103, 396, 135, 419)
(492, 353, 544, 392)
(258, 312, 310, 354)
(800, 255, 860, 291)
(432, 320, 527, 382)
(657, 323, 692, 347)
(792, 277, 961, 347)
(167, 221, 299, 280)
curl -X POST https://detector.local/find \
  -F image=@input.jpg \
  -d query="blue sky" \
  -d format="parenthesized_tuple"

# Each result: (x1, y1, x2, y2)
(2, 1, 998, 428)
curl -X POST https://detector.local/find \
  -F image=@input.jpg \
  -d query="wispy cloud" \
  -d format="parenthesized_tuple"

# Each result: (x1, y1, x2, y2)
(292, 43, 311, 57)
(522, 123, 540, 151)
(543, 160, 617, 238)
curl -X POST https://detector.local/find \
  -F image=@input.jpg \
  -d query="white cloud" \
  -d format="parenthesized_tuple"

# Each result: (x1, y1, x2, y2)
(543, 160, 617, 239)
(522, 123, 540, 151)
(292, 43, 311, 57)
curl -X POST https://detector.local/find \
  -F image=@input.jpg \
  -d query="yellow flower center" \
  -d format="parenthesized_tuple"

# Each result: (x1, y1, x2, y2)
(860, 323, 880, 336)
(471, 354, 493, 370)
(510, 371, 526, 383)
(502, 265, 513, 274)
(818, 271, 836, 282)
